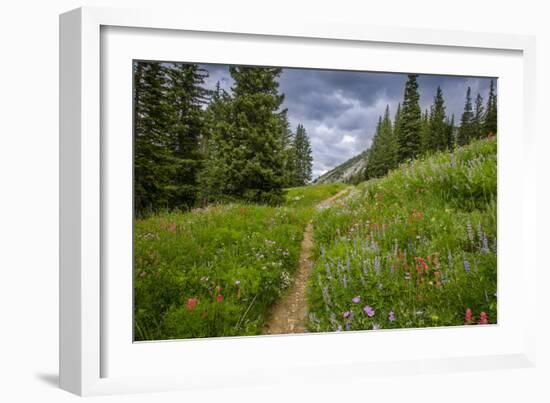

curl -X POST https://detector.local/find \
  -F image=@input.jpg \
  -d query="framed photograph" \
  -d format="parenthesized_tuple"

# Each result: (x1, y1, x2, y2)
(60, 6, 537, 396)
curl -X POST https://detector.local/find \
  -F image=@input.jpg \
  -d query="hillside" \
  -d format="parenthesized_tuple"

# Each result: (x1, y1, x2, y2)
(307, 137, 497, 331)
(315, 149, 368, 184)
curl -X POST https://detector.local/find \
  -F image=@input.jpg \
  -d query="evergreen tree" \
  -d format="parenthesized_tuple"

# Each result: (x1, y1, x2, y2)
(420, 108, 431, 153)
(473, 93, 484, 140)
(445, 114, 455, 150)
(392, 103, 402, 166)
(428, 86, 448, 152)
(293, 124, 313, 185)
(484, 80, 497, 136)
(365, 117, 383, 180)
(198, 81, 233, 204)
(201, 66, 286, 204)
(365, 106, 395, 179)
(397, 74, 422, 162)
(279, 110, 298, 188)
(133, 61, 175, 214)
(457, 87, 475, 146)
(165, 63, 209, 209)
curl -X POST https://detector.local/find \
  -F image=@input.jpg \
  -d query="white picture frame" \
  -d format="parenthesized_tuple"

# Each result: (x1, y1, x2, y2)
(60, 6, 537, 396)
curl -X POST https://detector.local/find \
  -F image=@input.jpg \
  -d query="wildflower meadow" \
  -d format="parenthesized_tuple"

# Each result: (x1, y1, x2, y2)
(307, 138, 497, 332)
(132, 61, 497, 340)
(134, 183, 345, 340)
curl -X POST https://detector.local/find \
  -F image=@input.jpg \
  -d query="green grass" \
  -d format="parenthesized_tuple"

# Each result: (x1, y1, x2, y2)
(134, 183, 346, 340)
(284, 182, 348, 215)
(307, 138, 497, 332)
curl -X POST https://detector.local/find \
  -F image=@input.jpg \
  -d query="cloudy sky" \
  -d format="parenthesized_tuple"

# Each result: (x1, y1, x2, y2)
(200, 63, 495, 179)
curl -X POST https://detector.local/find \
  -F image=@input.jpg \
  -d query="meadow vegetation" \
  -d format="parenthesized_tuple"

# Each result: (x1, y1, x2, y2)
(134, 183, 345, 340)
(307, 138, 497, 332)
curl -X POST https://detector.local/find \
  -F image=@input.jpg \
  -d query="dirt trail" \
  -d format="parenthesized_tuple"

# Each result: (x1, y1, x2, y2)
(263, 187, 351, 335)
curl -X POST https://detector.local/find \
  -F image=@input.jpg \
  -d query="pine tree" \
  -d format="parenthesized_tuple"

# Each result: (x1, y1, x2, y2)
(201, 66, 286, 204)
(393, 103, 402, 166)
(198, 81, 233, 204)
(457, 87, 475, 146)
(397, 74, 422, 162)
(165, 63, 209, 209)
(428, 86, 448, 152)
(365, 116, 383, 180)
(366, 106, 395, 179)
(473, 93, 484, 140)
(420, 108, 431, 153)
(293, 124, 313, 185)
(279, 110, 298, 188)
(445, 114, 455, 150)
(484, 80, 497, 136)
(133, 61, 175, 214)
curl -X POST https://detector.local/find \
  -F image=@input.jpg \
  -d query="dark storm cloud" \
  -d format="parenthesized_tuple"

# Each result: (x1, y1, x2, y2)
(198, 63, 494, 179)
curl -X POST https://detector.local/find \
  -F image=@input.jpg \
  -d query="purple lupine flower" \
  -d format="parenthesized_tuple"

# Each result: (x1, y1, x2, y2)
(352, 296, 361, 303)
(343, 311, 352, 319)
(372, 323, 380, 330)
(345, 322, 351, 331)
(481, 233, 489, 254)
(374, 256, 381, 274)
(463, 258, 471, 273)
(321, 286, 332, 307)
(337, 325, 343, 332)
(363, 305, 375, 317)
(466, 220, 474, 243)
(388, 311, 395, 322)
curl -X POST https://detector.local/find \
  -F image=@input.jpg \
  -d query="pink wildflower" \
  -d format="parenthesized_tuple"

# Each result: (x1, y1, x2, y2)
(186, 298, 198, 311)
(464, 308, 474, 324)
(478, 312, 489, 325)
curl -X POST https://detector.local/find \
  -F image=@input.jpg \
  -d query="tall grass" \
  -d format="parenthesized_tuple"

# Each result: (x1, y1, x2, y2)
(307, 138, 497, 332)
(134, 183, 346, 340)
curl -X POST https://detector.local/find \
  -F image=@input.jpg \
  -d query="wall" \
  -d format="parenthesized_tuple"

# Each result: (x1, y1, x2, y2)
(0, 1, 547, 401)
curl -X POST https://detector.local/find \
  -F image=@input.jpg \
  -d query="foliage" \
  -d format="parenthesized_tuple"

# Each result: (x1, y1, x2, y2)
(365, 106, 396, 179)
(397, 74, 422, 162)
(307, 138, 497, 332)
(428, 86, 449, 152)
(484, 80, 497, 136)
(291, 124, 314, 186)
(198, 66, 291, 205)
(134, 183, 346, 340)
(165, 63, 209, 208)
(473, 93, 485, 140)
(457, 87, 475, 146)
(134, 62, 177, 214)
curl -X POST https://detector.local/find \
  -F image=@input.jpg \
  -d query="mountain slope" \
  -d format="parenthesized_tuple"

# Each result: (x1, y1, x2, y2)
(315, 149, 368, 184)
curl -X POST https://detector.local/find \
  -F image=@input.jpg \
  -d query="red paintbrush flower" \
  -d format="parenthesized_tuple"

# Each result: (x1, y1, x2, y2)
(216, 294, 223, 303)
(186, 298, 198, 311)
(464, 308, 474, 324)
(478, 312, 489, 325)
